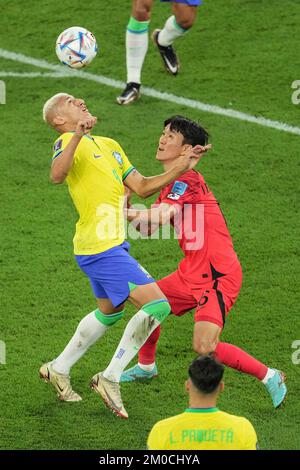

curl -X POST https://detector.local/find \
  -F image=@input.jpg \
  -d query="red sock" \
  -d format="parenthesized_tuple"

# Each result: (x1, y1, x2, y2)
(138, 325, 161, 365)
(215, 342, 268, 380)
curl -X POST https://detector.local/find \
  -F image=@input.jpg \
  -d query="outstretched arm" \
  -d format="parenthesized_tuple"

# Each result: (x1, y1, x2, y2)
(124, 144, 211, 198)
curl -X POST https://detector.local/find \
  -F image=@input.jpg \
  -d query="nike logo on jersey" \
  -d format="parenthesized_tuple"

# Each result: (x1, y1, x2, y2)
(94, 153, 103, 159)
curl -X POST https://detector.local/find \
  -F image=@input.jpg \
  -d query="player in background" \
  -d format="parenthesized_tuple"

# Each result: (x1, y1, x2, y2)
(122, 115, 287, 409)
(117, 0, 201, 105)
(40, 94, 210, 418)
(147, 355, 259, 450)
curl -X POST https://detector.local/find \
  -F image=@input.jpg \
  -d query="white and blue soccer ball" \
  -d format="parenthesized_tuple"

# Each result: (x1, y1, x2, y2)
(56, 26, 98, 69)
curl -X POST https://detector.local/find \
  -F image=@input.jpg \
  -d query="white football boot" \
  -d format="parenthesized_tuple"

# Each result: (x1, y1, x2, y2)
(39, 362, 82, 402)
(90, 372, 128, 419)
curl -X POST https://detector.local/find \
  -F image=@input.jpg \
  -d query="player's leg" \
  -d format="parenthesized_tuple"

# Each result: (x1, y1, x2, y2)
(39, 299, 125, 402)
(52, 299, 124, 373)
(194, 268, 287, 408)
(152, 0, 199, 75)
(120, 271, 197, 382)
(214, 342, 287, 407)
(119, 326, 161, 382)
(40, 255, 127, 402)
(91, 282, 171, 418)
(192, 320, 221, 355)
(101, 282, 170, 382)
(193, 321, 286, 409)
(171, 1, 199, 29)
(117, 0, 154, 105)
(88, 246, 173, 417)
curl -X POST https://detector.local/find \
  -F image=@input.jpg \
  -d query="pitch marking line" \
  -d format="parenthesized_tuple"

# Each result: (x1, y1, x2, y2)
(0, 48, 299, 137)
(0, 72, 71, 78)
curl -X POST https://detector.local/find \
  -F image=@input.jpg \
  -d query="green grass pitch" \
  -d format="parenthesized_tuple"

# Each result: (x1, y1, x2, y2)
(0, 0, 299, 450)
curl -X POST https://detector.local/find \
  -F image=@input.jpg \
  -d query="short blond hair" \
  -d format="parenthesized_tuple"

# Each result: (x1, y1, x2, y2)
(42, 92, 72, 127)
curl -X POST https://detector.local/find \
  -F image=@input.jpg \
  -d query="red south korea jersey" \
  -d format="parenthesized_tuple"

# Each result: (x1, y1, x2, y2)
(154, 170, 241, 286)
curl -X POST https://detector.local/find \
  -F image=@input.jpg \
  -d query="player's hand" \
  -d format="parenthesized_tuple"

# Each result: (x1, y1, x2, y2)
(177, 144, 212, 171)
(187, 144, 212, 170)
(75, 116, 97, 137)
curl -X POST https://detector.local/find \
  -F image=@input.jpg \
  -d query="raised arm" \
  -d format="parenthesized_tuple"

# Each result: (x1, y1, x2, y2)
(124, 144, 211, 198)
(50, 116, 97, 184)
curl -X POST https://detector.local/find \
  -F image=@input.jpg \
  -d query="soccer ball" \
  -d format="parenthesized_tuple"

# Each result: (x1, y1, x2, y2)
(56, 26, 98, 69)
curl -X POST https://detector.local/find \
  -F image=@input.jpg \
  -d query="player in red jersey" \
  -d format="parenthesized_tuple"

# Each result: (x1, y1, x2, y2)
(122, 115, 287, 408)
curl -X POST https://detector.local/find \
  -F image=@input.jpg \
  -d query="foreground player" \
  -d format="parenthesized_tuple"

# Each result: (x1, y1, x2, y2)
(122, 115, 287, 409)
(148, 355, 258, 450)
(117, 0, 201, 105)
(41, 94, 209, 418)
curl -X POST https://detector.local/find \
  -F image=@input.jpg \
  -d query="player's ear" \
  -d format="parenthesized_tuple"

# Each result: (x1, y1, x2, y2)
(219, 381, 225, 394)
(53, 115, 65, 127)
(185, 379, 190, 393)
(182, 143, 192, 152)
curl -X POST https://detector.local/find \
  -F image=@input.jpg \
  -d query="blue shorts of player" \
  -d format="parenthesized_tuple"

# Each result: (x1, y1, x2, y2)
(75, 242, 155, 307)
(160, 0, 202, 6)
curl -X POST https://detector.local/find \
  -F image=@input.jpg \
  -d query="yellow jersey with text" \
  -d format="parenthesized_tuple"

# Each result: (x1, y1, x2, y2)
(147, 408, 258, 450)
(52, 132, 134, 255)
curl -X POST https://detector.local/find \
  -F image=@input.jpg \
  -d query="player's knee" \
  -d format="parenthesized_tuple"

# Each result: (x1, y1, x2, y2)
(142, 299, 171, 323)
(94, 308, 124, 327)
(157, 300, 171, 322)
(134, 9, 151, 22)
(174, 8, 197, 30)
(193, 339, 217, 356)
(133, 0, 152, 22)
(176, 16, 196, 30)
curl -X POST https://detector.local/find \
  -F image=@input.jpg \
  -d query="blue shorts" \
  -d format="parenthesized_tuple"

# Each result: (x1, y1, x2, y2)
(160, 0, 202, 5)
(75, 242, 155, 307)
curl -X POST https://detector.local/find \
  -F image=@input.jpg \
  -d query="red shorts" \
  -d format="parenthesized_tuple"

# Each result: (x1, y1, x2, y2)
(157, 264, 242, 329)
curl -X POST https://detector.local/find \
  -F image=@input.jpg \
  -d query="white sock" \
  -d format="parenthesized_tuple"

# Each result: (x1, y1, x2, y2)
(158, 15, 187, 47)
(262, 368, 276, 384)
(52, 311, 109, 375)
(138, 362, 155, 372)
(126, 29, 149, 84)
(103, 310, 160, 382)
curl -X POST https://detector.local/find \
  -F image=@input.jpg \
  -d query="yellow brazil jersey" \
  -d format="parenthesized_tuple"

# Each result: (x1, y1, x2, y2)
(52, 132, 135, 255)
(147, 408, 258, 450)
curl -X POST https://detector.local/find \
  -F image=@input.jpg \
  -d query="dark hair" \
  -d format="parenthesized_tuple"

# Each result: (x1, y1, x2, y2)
(188, 355, 224, 394)
(164, 115, 209, 147)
